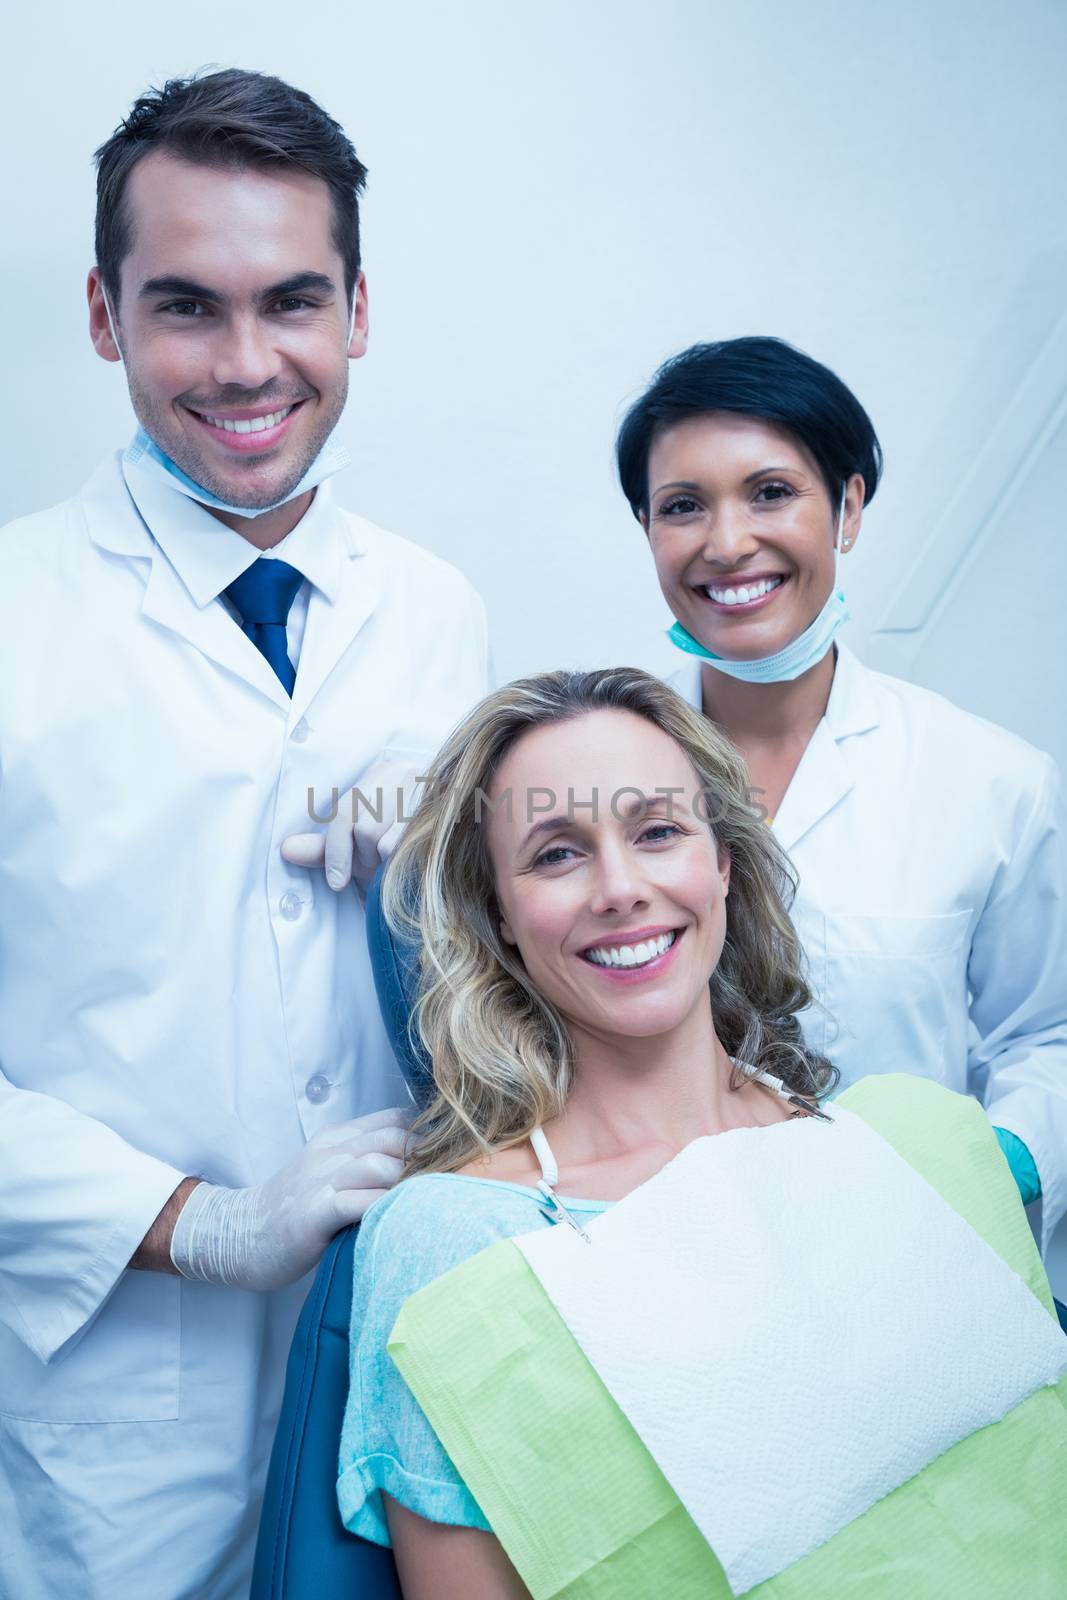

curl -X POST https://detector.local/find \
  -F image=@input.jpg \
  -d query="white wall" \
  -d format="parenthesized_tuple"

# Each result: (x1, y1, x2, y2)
(4, 3, 1067, 1287)
(5, 0, 1066, 693)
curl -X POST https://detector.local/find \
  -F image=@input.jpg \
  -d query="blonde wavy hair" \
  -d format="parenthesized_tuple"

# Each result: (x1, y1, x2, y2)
(383, 668, 836, 1177)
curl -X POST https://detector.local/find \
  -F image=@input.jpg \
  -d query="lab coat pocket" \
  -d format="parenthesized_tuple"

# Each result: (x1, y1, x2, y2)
(821, 908, 973, 1079)
(0, 1271, 180, 1423)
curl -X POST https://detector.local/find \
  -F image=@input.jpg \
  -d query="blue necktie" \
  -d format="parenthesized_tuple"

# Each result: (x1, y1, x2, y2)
(224, 559, 305, 695)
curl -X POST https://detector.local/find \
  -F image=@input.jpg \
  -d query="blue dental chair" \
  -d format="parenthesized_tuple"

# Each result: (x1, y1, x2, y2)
(251, 865, 1067, 1599)
(250, 866, 427, 1600)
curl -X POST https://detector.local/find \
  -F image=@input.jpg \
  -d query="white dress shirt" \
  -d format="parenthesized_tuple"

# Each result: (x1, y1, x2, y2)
(210, 495, 333, 667)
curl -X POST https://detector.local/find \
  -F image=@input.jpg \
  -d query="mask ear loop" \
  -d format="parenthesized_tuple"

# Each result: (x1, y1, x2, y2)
(101, 288, 124, 364)
(837, 485, 851, 552)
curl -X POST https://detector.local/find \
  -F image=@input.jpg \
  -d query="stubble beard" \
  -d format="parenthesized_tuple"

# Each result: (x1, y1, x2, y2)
(125, 367, 349, 510)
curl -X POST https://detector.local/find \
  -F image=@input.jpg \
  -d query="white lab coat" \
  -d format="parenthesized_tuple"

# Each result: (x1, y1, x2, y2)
(669, 646, 1067, 1259)
(0, 454, 491, 1599)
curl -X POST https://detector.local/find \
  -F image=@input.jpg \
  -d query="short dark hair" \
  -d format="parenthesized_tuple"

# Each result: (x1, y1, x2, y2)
(615, 336, 883, 519)
(94, 68, 368, 306)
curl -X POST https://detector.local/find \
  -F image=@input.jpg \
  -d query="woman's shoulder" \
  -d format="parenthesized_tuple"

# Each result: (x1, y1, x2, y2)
(353, 1169, 550, 1306)
(362, 1167, 545, 1232)
(456, 1139, 546, 1187)
(343, 1172, 518, 1543)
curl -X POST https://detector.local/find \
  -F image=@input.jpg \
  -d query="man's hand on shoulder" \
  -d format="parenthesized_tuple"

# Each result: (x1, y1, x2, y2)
(163, 1107, 412, 1290)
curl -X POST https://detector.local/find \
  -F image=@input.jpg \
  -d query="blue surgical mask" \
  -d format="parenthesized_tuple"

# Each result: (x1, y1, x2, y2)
(666, 495, 851, 684)
(105, 290, 354, 519)
(667, 587, 850, 683)
(123, 425, 351, 519)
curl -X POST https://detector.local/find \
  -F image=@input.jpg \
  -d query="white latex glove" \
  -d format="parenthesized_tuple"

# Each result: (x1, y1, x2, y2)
(280, 750, 428, 892)
(169, 1107, 409, 1290)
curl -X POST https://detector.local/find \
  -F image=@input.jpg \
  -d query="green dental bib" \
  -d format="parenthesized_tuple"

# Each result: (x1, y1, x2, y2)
(388, 1076, 1067, 1598)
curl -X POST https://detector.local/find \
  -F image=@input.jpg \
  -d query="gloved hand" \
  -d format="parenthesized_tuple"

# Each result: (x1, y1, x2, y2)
(993, 1125, 1042, 1207)
(281, 749, 429, 893)
(170, 1107, 409, 1289)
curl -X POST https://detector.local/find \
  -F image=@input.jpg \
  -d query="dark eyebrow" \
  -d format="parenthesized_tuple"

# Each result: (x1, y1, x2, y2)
(650, 480, 701, 499)
(262, 271, 337, 300)
(742, 465, 800, 484)
(139, 275, 223, 303)
(520, 815, 574, 852)
(614, 792, 674, 821)
(138, 271, 338, 304)
(652, 468, 802, 498)
(518, 793, 677, 853)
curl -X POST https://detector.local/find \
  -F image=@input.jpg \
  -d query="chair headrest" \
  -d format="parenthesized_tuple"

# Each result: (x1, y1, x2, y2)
(367, 862, 435, 1102)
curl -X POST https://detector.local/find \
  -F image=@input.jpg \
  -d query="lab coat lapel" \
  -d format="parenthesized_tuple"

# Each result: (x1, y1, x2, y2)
(772, 718, 854, 853)
(140, 551, 292, 711)
(772, 646, 881, 854)
(82, 453, 291, 710)
(289, 523, 382, 725)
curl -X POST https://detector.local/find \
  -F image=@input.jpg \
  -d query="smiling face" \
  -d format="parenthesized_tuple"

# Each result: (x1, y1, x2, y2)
(485, 709, 730, 1050)
(642, 412, 863, 660)
(87, 151, 367, 511)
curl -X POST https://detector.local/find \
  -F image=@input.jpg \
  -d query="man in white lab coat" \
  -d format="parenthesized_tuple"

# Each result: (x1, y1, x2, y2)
(0, 69, 490, 1598)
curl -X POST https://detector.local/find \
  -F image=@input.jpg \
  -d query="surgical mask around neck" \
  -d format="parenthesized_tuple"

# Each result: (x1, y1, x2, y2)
(105, 289, 356, 519)
(667, 494, 850, 684)
(123, 426, 351, 519)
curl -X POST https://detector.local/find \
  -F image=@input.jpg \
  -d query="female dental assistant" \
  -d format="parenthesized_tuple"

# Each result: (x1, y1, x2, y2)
(616, 336, 1067, 1257)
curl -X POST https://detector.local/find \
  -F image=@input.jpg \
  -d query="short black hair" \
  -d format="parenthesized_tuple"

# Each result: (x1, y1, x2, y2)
(616, 336, 883, 519)
(94, 68, 368, 306)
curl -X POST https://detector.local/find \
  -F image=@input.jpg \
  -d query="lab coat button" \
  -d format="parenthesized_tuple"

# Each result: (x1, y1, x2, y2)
(278, 892, 303, 921)
(305, 1074, 331, 1104)
(291, 718, 309, 744)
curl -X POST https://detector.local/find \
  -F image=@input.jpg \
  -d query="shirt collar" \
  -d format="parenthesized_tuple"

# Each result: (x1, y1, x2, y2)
(670, 641, 880, 739)
(824, 641, 881, 739)
(121, 457, 346, 608)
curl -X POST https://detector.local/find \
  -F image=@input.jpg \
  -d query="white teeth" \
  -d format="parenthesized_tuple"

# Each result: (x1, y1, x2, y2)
(706, 576, 784, 606)
(586, 930, 676, 968)
(201, 406, 293, 434)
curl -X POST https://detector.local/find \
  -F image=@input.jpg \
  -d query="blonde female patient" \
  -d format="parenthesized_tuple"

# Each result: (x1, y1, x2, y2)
(336, 669, 1067, 1600)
